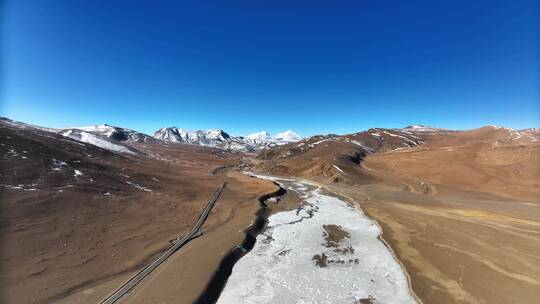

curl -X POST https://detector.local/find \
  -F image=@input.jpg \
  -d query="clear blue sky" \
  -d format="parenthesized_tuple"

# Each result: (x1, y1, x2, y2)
(2, 0, 538, 136)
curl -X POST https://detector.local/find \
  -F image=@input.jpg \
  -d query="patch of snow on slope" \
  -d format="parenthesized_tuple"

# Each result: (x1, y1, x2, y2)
(351, 140, 374, 153)
(61, 130, 135, 154)
(509, 130, 522, 140)
(67, 124, 157, 143)
(382, 131, 421, 146)
(383, 130, 403, 138)
(126, 181, 152, 192)
(333, 164, 344, 173)
(308, 138, 332, 147)
(76, 124, 117, 136)
(225, 141, 256, 152)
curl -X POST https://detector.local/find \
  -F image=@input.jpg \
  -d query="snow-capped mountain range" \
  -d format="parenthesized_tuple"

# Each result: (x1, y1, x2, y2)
(153, 127, 256, 152)
(153, 127, 302, 152)
(49, 122, 302, 153)
(42, 123, 303, 153)
(154, 128, 231, 145)
(3, 117, 538, 157)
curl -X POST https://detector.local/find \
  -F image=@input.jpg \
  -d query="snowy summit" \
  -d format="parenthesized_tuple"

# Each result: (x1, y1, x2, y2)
(154, 127, 302, 151)
(246, 130, 302, 145)
(402, 125, 446, 132)
(275, 130, 301, 142)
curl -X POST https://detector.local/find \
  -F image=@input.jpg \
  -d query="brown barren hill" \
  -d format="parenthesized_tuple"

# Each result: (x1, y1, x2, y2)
(0, 119, 285, 304)
(254, 125, 540, 304)
(112, 171, 301, 304)
(3, 118, 539, 304)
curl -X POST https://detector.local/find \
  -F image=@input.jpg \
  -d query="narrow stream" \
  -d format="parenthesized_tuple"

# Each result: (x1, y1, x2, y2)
(197, 174, 417, 304)
(194, 181, 286, 304)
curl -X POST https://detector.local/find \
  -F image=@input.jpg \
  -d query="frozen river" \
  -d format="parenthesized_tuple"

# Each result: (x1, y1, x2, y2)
(217, 175, 417, 304)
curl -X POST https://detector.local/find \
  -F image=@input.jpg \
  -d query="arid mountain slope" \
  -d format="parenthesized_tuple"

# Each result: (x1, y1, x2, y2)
(363, 126, 540, 201)
(254, 125, 540, 304)
(256, 126, 449, 183)
(0, 119, 276, 304)
(257, 126, 539, 201)
(3, 118, 538, 304)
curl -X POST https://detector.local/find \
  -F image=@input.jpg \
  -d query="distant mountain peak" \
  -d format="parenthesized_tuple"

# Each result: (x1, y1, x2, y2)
(153, 127, 232, 147)
(63, 124, 158, 144)
(247, 131, 273, 143)
(275, 130, 301, 142)
(402, 125, 445, 132)
(247, 130, 302, 145)
(154, 127, 301, 151)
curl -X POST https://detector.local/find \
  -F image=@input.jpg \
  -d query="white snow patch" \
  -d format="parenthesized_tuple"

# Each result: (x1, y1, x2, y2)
(126, 181, 152, 192)
(308, 138, 333, 148)
(218, 176, 417, 304)
(75, 124, 117, 136)
(4, 185, 23, 190)
(351, 140, 374, 153)
(74, 170, 83, 177)
(5, 148, 18, 157)
(3, 183, 39, 191)
(61, 130, 135, 154)
(383, 131, 421, 146)
(510, 130, 522, 140)
(333, 164, 344, 173)
(225, 141, 255, 152)
(383, 131, 401, 137)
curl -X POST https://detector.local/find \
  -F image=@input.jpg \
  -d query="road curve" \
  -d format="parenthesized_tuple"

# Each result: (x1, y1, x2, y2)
(101, 182, 228, 304)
